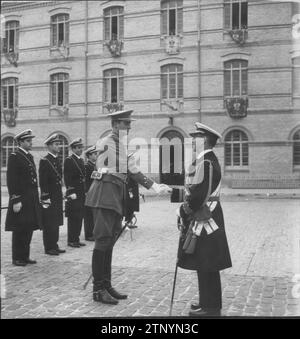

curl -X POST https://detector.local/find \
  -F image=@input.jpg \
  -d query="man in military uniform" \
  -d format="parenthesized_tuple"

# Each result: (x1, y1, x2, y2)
(84, 145, 98, 241)
(39, 133, 65, 256)
(85, 110, 171, 305)
(64, 138, 86, 248)
(5, 129, 42, 266)
(176, 122, 232, 317)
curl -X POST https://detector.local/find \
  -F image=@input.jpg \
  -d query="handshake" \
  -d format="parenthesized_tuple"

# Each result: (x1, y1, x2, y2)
(151, 182, 172, 195)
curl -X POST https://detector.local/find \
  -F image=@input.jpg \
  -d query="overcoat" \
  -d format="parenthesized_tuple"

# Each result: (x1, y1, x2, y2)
(64, 154, 86, 219)
(39, 153, 63, 228)
(5, 148, 42, 232)
(177, 150, 232, 272)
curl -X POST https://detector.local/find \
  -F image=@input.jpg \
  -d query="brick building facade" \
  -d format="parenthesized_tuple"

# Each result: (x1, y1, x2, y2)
(1, 0, 300, 187)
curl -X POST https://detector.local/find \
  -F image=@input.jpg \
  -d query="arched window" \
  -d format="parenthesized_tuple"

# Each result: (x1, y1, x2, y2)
(293, 130, 300, 167)
(225, 129, 249, 168)
(2, 20, 19, 53)
(104, 6, 124, 41)
(51, 14, 69, 47)
(57, 134, 69, 165)
(161, 64, 183, 99)
(161, 0, 183, 36)
(50, 73, 69, 107)
(103, 68, 124, 111)
(1, 77, 18, 109)
(1, 136, 17, 168)
(224, 60, 248, 98)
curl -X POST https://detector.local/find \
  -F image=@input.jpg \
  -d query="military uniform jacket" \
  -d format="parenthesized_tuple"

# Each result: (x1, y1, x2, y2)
(64, 154, 86, 218)
(85, 160, 95, 192)
(85, 132, 153, 217)
(5, 148, 42, 231)
(39, 153, 63, 227)
(177, 150, 232, 272)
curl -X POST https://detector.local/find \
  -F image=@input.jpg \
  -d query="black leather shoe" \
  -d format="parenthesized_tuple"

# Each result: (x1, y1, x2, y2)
(93, 288, 119, 305)
(13, 260, 27, 266)
(85, 237, 94, 241)
(56, 248, 66, 253)
(189, 308, 221, 317)
(107, 286, 128, 300)
(78, 242, 86, 246)
(26, 259, 37, 264)
(45, 249, 59, 256)
(68, 242, 80, 248)
(190, 303, 201, 310)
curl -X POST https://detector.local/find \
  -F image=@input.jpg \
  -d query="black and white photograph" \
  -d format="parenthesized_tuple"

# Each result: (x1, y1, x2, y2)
(1, 0, 300, 324)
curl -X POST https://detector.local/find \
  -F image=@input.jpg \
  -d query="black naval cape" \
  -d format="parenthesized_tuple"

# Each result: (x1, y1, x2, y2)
(39, 153, 64, 228)
(5, 148, 42, 232)
(177, 150, 232, 272)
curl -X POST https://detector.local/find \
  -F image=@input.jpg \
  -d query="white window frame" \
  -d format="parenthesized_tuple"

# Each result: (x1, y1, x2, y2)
(103, 68, 124, 104)
(50, 73, 69, 107)
(225, 130, 249, 169)
(1, 78, 18, 110)
(224, 60, 248, 98)
(1, 136, 16, 169)
(224, 0, 248, 30)
(161, 0, 183, 36)
(104, 6, 124, 41)
(51, 14, 69, 47)
(161, 64, 183, 100)
(3, 21, 19, 53)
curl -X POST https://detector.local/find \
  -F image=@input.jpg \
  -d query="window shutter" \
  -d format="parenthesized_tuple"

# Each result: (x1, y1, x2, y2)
(51, 80, 56, 105)
(52, 23, 57, 46)
(224, 3, 231, 29)
(65, 21, 69, 45)
(119, 14, 124, 39)
(162, 9, 168, 35)
(177, 7, 183, 34)
(224, 70, 231, 97)
(104, 16, 110, 40)
(161, 73, 168, 99)
(15, 81, 18, 107)
(64, 77, 69, 104)
(178, 72, 183, 98)
(119, 75, 124, 101)
(241, 69, 248, 95)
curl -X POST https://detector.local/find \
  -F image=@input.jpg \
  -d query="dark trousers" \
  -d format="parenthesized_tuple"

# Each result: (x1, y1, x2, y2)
(67, 216, 83, 243)
(197, 271, 222, 309)
(84, 206, 94, 239)
(43, 223, 59, 251)
(12, 229, 33, 261)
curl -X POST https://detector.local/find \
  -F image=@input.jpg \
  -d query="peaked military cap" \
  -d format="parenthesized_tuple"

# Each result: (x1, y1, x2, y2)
(107, 109, 136, 121)
(85, 145, 98, 156)
(44, 133, 60, 145)
(14, 129, 35, 141)
(189, 122, 222, 139)
(69, 137, 84, 148)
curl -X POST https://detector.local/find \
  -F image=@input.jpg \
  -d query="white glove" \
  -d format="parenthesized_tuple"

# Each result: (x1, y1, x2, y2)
(151, 182, 172, 195)
(13, 202, 22, 213)
(69, 193, 77, 200)
(42, 199, 51, 208)
(98, 168, 109, 174)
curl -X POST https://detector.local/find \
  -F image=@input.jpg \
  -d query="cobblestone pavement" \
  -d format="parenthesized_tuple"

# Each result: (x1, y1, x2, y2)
(1, 195, 300, 318)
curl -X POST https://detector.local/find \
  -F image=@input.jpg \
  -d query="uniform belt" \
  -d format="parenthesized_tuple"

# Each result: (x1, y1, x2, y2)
(91, 171, 128, 184)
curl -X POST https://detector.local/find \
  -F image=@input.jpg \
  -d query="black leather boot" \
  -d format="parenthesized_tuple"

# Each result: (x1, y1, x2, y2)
(93, 281, 118, 305)
(104, 249, 128, 300)
(92, 249, 118, 305)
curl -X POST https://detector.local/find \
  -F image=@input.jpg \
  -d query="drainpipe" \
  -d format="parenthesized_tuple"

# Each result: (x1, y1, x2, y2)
(84, 1, 88, 147)
(197, 0, 201, 122)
